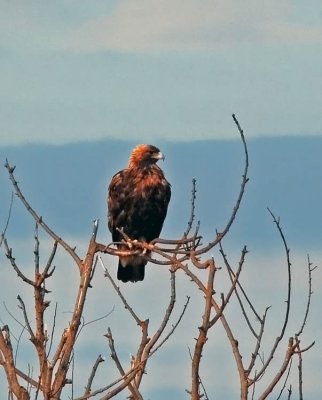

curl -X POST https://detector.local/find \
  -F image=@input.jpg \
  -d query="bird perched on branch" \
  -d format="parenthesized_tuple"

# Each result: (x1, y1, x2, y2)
(108, 144, 171, 282)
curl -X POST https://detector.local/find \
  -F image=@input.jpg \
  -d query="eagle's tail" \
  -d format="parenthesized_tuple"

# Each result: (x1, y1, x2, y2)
(117, 260, 145, 282)
(117, 250, 151, 282)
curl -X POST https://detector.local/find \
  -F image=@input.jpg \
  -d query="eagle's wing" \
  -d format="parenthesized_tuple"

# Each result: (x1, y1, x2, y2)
(108, 168, 171, 243)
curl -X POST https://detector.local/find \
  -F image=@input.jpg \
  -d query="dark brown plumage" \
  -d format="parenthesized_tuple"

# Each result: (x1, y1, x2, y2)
(107, 144, 171, 282)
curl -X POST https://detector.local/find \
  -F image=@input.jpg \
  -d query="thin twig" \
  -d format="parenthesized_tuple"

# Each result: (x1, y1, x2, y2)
(220, 241, 262, 323)
(34, 223, 40, 276)
(3, 301, 25, 341)
(84, 354, 105, 396)
(42, 241, 58, 283)
(255, 209, 292, 382)
(46, 302, 58, 358)
(75, 308, 115, 343)
(104, 328, 141, 399)
(16, 296, 35, 342)
(195, 114, 249, 255)
(135, 269, 177, 388)
(0, 191, 14, 249)
(276, 358, 293, 400)
(99, 256, 141, 326)
(4, 238, 35, 287)
(14, 325, 26, 365)
(296, 255, 316, 337)
(247, 307, 270, 377)
(73, 366, 141, 400)
(150, 295, 190, 357)
(209, 246, 248, 328)
(184, 178, 197, 238)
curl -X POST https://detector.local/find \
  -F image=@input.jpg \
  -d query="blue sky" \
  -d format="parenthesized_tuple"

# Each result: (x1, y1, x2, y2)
(1, 1, 322, 145)
(1, 1, 322, 399)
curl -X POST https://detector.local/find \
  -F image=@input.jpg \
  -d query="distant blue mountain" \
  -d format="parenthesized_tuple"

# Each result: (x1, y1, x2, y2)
(1, 136, 321, 253)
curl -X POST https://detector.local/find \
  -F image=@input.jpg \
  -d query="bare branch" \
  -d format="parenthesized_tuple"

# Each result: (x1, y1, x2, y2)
(184, 178, 197, 238)
(149, 295, 190, 357)
(195, 113, 249, 255)
(188, 347, 209, 400)
(254, 209, 292, 382)
(42, 241, 58, 283)
(276, 358, 293, 400)
(143, 269, 176, 352)
(99, 256, 142, 326)
(74, 366, 141, 400)
(135, 269, 177, 388)
(16, 296, 35, 342)
(247, 307, 270, 377)
(105, 328, 142, 399)
(4, 238, 35, 287)
(51, 229, 98, 397)
(3, 301, 26, 334)
(5, 159, 82, 267)
(209, 246, 247, 328)
(46, 302, 58, 358)
(34, 223, 40, 275)
(83, 354, 105, 396)
(0, 191, 14, 249)
(191, 258, 216, 399)
(296, 255, 315, 337)
(220, 241, 262, 325)
(0, 326, 30, 399)
(105, 328, 126, 377)
(258, 337, 298, 400)
(297, 343, 303, 400)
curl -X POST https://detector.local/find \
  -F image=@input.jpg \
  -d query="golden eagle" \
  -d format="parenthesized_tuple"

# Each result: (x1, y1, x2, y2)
(108, 144, 171, 282)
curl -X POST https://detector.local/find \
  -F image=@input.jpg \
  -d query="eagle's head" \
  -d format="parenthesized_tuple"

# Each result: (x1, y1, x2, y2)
(128, 144, 165, 168)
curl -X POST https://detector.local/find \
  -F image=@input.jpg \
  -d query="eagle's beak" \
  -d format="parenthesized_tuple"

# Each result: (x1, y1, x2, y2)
(154, 151, 165, 161)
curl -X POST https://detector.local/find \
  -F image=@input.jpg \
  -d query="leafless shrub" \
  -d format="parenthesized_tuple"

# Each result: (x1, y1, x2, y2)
(0, 115, 315, 399)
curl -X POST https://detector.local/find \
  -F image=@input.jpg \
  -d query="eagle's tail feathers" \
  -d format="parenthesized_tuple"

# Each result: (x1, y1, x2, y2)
(117, 261, 145, 282)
